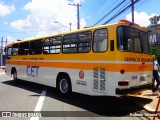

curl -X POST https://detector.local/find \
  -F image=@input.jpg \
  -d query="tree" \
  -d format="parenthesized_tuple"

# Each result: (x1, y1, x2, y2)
(149, 15, 160, 25)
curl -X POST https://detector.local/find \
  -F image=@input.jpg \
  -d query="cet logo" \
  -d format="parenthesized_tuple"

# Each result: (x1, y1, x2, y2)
(79, 70, 84, 79)
(27, 66, 39, 77)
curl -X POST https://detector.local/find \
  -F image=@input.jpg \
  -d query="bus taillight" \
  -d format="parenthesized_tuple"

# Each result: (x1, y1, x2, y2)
(118, 81, 129, 86)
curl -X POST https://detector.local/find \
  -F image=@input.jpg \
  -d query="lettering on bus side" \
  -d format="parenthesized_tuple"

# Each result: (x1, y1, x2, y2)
(27, 66, 39, 77)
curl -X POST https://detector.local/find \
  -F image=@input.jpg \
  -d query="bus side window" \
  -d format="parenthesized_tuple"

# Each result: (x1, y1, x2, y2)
(29, 39, 43, 55)
(77, 31, 92, 53)
(93, 29, 108, 52)
(63, 31, 92, 53)
(43, 36, 62, 54)
(18, 42, 29, 55)
(12, 43, 19, 56)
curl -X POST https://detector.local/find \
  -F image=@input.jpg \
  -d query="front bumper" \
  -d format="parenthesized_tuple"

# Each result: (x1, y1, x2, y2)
(116, 84, 152, 95)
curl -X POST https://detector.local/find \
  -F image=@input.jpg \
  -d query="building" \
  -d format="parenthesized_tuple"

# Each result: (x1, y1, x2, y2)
(148, 25, 160, 57)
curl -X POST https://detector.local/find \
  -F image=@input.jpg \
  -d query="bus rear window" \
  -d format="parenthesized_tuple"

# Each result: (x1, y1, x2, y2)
(140, 31, 150, 54)
(117, 26, 150, 54)
(118, 26, 142, 53)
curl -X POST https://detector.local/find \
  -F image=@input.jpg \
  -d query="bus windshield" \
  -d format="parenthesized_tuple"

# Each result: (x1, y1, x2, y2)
(117, 26, 150, 54)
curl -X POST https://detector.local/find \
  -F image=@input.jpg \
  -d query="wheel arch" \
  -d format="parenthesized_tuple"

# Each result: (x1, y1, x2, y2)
(56, 72, 72, 91)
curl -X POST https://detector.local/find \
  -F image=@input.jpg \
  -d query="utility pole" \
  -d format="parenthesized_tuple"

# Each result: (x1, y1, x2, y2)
(5, 38, 7, 48)
(69, 3, 82, 29)
(131, 0, 134, 23)
(69, 23, 72, 31)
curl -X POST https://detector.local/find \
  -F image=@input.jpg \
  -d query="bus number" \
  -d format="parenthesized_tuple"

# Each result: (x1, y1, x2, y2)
(27, 66, 39, 77)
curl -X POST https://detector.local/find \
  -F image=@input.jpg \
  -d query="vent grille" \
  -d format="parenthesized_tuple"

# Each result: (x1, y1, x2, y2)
(100, 68, 105, 91)
(100, 80, 105, 91)
(93, 68, 98, 78)
(93, 68, 98, 90)
(93, 79, 98, 90)
(93, 67, 106, 91)
(100, 68, 105, 80)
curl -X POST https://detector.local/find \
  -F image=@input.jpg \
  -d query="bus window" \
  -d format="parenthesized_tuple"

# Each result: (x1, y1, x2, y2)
(117, 26, 142, 53)
(11, 44, 19, 56)
(63, 33, 77, 53)
(43, 36, 62, 54)
(93, 29, 108, 52)
(140, 31, 150, 54)
(6, 47, 12, 59)
(18, 42, 29, 55)
(63, 31, 92, 53)
(77, 31, 91, 52)
(29, 40, 43, 55)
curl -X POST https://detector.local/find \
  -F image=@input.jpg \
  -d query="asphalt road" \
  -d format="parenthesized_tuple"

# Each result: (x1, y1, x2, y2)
(0, 73, 149, 120)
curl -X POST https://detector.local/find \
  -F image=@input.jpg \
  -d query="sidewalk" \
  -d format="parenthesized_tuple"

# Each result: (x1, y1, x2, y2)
(0, 68, 5, 74)
(124, 89, 160, 119)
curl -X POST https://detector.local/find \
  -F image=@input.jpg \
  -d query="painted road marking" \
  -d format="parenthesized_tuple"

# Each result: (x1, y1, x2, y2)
(30, 89, 47, 120)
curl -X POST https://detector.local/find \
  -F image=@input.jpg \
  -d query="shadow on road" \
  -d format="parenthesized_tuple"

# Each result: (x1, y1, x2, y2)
(2, 79, 152, 117)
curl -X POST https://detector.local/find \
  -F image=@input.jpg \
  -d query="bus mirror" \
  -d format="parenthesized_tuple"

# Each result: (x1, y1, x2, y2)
(4, 47, 6, 52)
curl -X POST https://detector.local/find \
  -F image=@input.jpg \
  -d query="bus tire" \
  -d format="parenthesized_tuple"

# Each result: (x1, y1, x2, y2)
(57, 76, 72, 96)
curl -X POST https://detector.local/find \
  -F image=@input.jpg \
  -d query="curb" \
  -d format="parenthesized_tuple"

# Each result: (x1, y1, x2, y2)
(143, 105, 155, 113)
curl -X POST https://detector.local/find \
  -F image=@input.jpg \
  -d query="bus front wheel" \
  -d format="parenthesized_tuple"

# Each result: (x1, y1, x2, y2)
(57, 76, 72, 96)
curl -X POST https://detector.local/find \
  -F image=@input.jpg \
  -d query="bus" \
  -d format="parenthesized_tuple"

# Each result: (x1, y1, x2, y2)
(5, 20, 153, 96)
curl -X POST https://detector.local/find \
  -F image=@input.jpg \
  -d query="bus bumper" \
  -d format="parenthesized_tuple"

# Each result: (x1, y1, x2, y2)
(116, 84, 152, 95)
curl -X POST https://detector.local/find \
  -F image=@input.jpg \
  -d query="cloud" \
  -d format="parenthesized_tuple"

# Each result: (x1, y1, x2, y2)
(3, 21, 8, 25)
(10, 0, 86, 37)
(11, 19, 32, 30)
(126, 11, 158, 27)
(0, 3, 15, 17)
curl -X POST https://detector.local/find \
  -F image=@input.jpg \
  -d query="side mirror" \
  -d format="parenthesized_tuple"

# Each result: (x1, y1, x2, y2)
(4, 47, 6, 52)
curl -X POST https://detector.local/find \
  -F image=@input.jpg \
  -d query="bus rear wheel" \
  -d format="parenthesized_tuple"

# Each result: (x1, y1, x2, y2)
(57, 76, 72, 96)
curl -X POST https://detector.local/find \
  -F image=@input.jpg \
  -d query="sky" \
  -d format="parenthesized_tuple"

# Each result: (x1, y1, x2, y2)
(0, 0, 160, 44)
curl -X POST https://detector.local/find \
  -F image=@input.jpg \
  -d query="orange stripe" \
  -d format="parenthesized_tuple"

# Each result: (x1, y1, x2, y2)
(6, 61, 153, 72)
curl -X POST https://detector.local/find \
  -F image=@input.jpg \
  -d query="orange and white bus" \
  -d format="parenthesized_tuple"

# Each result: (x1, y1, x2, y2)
(5, 20, 153, 96)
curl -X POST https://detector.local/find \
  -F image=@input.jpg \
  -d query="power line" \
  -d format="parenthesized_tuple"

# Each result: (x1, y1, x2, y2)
(93, 0, 127, 26)
(98, 0, 130, 25)
(111, 0, 150, 24)
(84, 0, 101, 19)
(103, 0, 140, 24)
(86, 0, 118, 26)
(122, 0, 150, 17)
(84, 0, 107, 21)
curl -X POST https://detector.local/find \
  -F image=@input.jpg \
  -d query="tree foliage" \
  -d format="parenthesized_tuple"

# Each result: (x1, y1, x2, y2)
(149, 15, 160, 25)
